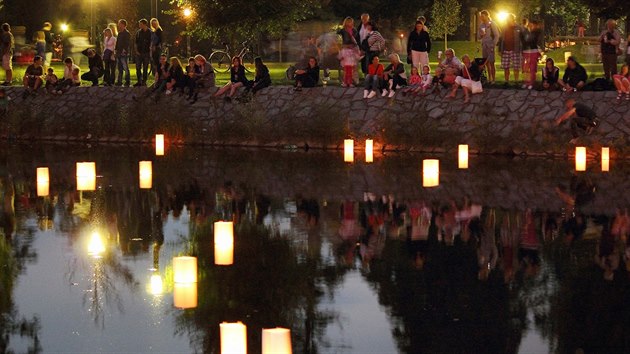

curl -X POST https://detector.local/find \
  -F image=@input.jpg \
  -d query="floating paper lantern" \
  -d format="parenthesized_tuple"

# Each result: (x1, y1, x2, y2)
(575, 147, 586, 172)
(344, 139, 354, 163)
(422, 159, 439, 187)
(173, 256, 197, 283)
(139, 161, 153, 189)
(458, 144, 468, 169)
(173, 282, 197, 309)
(262, 327, 292, 354)
(76, 162, 96, 191)
(220, 322, 247, 354)
(214, 221, 234, 266)
(365, 139, 374, 163)
(36, 167, 49, 197)
(155, 134, 165, 156)
(602, 147, 610, 172)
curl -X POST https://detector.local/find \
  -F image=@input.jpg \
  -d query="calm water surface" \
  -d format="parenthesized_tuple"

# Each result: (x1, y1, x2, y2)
(1, 145, 628, 354)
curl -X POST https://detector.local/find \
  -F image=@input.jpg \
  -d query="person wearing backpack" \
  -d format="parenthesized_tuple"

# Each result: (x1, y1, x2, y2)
(478, 10, 500, 83)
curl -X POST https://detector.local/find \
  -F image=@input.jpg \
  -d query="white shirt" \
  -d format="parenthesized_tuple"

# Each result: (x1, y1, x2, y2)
(63, 63, 80, 81)
(359, 23, 370, 42)
(104, 36, 116, 52)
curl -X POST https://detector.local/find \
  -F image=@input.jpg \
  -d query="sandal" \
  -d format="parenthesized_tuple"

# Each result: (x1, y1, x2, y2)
(617, 91, 622, 100)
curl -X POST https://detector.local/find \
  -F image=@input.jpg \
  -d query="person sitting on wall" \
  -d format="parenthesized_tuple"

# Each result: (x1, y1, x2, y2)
(244, 57, 271, 95)
(22, 55, 44, 97)
(294, 56, 320, 91)
(214, 56, 249, 101)
(80, 48, 104, 86)
(558, 56, 587, 92)
(448, 54, 482, 103)
(437, 48, 462, 86)
(55, 57, 80, 94)
(554, 98, 598, 144)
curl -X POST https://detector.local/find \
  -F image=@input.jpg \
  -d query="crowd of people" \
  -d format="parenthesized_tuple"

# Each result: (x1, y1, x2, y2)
(1, 11, 630, 103)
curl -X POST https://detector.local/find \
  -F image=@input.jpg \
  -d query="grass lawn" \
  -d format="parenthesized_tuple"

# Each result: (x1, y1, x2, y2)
(1, 40, 611, 88)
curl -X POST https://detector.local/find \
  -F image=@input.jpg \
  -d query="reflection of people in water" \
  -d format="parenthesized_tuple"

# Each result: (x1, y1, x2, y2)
(477, 209, 498, 281)
(0, 175, 15, 239)
(500, 210, 520, 283)
(519, 209, 541, 277)
(296, 196, 319, 226)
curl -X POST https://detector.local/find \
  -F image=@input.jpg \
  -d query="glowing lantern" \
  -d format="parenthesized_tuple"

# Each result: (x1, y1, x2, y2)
(214, 221, 234, 266)
(139, 161, 153, 189)
(149, 273, 163, 296)
(602, 147, 610, 172)
(36, 167, 50, 197)
(344, 139, 354, 163)
(76, 162, 96, 191)
(365, 139, 374, 163)
(458, 144, 468, 169)
(87, 231, 105, 257)
(220, 322, 247, 354)
(422, 159, 439, 187)
(262, 328, 292, 354)
(173, 256, 197, 283)
(155, 134, 165, 156)
(173, 282, 197, 309)
(575, 147, 586, 171)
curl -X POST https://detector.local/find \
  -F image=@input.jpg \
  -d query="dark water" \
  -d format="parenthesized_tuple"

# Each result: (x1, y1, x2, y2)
(0, 145, 629, 354)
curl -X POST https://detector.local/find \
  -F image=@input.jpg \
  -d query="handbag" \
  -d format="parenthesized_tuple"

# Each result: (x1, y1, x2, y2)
(464, 65, 483, 94)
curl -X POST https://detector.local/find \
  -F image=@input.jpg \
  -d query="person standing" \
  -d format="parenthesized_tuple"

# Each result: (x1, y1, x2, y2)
(115, 19, 131, 87)
(357, 13, 371, 75)
(599, 19, 621, 80)
(42, 22, 54, 70)
(364, 22, 385, 71)
(1, 23, 14, 86)
(135, 19, 152, 86)
(337, 17, 359, 84)
(407, 18, 431, 71)
(521, 20, 543, 89)
(150, 18, 163, 75)
(478, 10, 500, 83)
(102, 26, 117, 86)
(499, 14, 523, 83)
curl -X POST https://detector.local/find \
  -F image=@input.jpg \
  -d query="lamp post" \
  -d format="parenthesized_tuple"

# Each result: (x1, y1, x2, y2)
(183, 8, 192, 57)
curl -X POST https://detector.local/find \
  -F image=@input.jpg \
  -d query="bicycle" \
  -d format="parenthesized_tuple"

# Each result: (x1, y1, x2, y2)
(209, 40, 258, 73)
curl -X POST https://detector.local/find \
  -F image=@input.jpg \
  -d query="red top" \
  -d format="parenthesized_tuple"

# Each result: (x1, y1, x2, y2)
(368, 63, 384, 76)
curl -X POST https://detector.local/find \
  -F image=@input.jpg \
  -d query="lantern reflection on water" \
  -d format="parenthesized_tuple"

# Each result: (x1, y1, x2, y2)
(602, 147, 610, 172)
(36, 167, 50, 197)
(139, 161, 153, 189)
(173, 282, 197, 309)
(575, 147, 586, 171)
(344, 139, 354, 163)
(365, 139, 374, 163)
(422, 159, 439, 187)
(155, 134, 165, 156)
(76, 162, 96, 191)
(214, 221, 234, 265)
(262, 327, 292, 354)
(149, 273, 163, 296)
(87, 231, 105, 257)
(458, 144, 468, 169)
(220, 322, 247, 354)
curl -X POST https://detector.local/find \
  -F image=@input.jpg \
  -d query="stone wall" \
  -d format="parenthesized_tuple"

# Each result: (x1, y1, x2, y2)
(3, 86, 629, 155)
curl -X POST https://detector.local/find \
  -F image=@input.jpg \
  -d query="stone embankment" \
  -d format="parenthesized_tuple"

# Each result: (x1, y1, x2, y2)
(3, 86, 629, 156)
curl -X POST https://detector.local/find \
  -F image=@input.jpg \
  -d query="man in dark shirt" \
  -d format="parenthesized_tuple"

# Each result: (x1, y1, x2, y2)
(80, 48, 104, 86)
(22, 55, 44, 96)
(555, 98, 598, 143)
(135, 19, 152, 86)
(115, 19, 131, 87)
(558, 56, 587, 91)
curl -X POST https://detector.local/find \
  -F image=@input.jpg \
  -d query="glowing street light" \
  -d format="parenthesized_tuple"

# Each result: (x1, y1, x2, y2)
(182, 8, 193, 57)
(183, 8, 193, 18)
(60, 23, 69, 32)
(496, 11, 510, 24)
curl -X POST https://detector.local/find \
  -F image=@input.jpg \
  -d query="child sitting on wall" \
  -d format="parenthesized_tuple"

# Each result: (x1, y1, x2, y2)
(44, 68, 58, 94)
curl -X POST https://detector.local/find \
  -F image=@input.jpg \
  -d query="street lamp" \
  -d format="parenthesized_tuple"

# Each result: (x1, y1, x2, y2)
(183, 8, 193, 57)
(60, 23, 69, 32)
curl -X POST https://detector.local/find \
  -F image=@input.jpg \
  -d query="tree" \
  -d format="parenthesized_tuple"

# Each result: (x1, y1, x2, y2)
(172, 0, 321, 42)
(430, 0, 463, 51)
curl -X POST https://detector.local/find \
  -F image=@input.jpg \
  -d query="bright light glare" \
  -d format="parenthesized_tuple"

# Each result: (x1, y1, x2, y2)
(496, 11, 509, 23)
(60, 23, 69, 32)
(183, 8, 192, 18)
(87, 232, 105, 257)
(149, 273, 163, 295)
